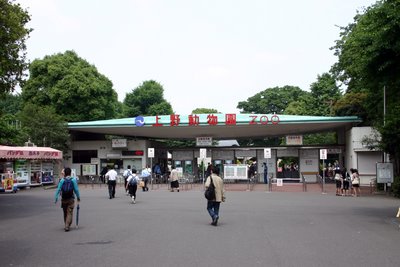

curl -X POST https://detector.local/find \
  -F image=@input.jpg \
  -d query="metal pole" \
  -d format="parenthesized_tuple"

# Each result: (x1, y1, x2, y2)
(150, 157, 153, 190)
(383, 85, 387, 192)
(322, 159, 326, 194)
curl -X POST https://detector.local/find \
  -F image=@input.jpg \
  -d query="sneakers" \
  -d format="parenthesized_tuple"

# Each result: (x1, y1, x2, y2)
(131, 196, 135, 204)
(64, 227, 70, 232)
(211, 215, 219, 226)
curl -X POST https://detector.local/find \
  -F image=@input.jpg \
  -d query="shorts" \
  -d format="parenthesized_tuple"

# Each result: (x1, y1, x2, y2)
(342, 181, 349, 190)
(336, 180, 342, 188)
(352, 184, 360, 188)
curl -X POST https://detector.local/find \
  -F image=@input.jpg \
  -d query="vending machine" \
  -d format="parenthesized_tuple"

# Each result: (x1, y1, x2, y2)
(14, 160, 29, 187)
(42, 161, 54, 185)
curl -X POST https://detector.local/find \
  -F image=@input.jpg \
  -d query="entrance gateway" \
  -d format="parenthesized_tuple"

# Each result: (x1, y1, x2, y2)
(66, 113, 381, 184)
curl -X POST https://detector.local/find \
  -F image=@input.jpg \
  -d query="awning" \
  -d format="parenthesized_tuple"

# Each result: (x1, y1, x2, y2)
(0, 145, 63, 160)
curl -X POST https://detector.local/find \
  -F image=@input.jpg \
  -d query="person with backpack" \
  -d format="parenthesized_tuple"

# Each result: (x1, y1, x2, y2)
(125, 169, 139, 204)
(123, 165, 133, 195)
(204, 166, 225, 226)
(54, 167, 80, 232)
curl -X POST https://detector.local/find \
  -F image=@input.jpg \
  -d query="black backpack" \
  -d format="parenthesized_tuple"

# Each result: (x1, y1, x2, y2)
(61, 178, 74, 199)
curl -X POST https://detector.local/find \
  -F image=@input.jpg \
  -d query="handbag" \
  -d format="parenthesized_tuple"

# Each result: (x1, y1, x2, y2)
(204, 176, 216, 201)
(139, 180, 145, 188)
(352, 177, 360, 185)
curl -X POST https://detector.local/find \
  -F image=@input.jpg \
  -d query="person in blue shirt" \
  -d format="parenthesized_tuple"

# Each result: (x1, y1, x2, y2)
(54, 167, 80, 232)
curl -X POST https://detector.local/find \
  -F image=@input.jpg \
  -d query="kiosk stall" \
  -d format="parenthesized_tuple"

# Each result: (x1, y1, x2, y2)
(0, 145, 63, 187)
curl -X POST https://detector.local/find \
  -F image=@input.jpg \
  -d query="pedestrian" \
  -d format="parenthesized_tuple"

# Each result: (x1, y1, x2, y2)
(263, 162, 268, 184)
(141, 165, 151, 191)
(334, 166, 342, 196)
(153, 163, 162, 183)
(205, 166, 225, 226)
(123, 165, 133, 195)
(105, 165, 118, 199)
(100, 166, 108, 184)
(169, 166, 180, 192)
(351, 168, 361, 197)
(125, 169, 139, 204)
(205, 163, 213, 178)
(54, 167, 80, 232)
(341, 168, 350, 196)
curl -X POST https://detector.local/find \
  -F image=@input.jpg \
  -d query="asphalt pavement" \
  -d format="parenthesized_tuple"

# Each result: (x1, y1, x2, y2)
(0, 185, 399, 267)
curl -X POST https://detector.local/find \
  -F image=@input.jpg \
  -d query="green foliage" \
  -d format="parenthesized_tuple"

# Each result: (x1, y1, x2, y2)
(17, 103, 69, 152)
(332, 91, 370, 124)
(21, 50, 119, 122)
(237, 85, 307, 114)
(302, 133, 336, 145)
(331, 0, 400, 124)
(0, 0, 32, 95)
(331, 0, 400, 174)
(285, 73, 341, 116)
(0, 113, 25, 145)
(0, 93, 22, 115)
(379, 104, 400, 160)
(191, 108, 219, 114)
(392, 176, 400, 198)
(123, 80, 172, 116)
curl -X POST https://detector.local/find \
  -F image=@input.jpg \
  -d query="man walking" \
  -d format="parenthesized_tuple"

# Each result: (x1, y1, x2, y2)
(204, 166, 225, 226)
(105, 165, 118, 199)
(54, 167, 80, 232)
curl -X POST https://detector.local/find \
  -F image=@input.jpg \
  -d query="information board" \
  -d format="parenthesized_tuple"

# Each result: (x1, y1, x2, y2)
(376, 162, 393, 183)
(224, 164, 248, 180)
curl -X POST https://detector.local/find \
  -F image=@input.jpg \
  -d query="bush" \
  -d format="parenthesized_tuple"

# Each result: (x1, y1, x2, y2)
(392, 176, 400, 198)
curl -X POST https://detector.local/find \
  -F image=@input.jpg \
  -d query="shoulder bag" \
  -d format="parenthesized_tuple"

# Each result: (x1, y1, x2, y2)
(204, 175, 216, 201)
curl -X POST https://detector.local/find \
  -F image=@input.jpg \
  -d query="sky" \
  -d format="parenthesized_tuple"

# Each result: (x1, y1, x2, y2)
(17, 0, 377, 115)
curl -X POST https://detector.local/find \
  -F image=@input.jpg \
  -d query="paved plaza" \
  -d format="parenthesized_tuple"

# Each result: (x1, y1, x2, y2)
(1, 185, 399, 267)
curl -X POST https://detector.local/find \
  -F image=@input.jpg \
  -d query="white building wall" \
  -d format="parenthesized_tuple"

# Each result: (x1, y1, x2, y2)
(66, 139, 149, 176)
(345, 127, 383, 185)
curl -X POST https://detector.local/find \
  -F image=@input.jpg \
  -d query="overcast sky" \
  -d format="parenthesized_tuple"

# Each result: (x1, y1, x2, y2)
(17, 0, 376, 115)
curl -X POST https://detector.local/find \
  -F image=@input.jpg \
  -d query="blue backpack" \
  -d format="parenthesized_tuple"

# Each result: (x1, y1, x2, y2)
(61, 178, 74, 199)
(129, 175, 138, 186)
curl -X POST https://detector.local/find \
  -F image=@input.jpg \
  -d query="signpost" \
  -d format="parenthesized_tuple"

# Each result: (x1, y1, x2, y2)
(199, 148, 207, 184)
(264, 148, 271, 191)
(320, 149, 327, 194)
(148, 148, 154, 189)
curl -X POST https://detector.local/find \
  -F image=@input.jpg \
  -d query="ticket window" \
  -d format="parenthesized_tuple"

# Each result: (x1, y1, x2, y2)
(184, 160, 193, 174)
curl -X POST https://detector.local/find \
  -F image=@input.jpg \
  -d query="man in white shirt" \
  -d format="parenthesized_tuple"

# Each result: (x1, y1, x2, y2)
(105, 165, 118, 199)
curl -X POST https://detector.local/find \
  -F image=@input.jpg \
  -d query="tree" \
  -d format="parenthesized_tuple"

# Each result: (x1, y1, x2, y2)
(21, 50, 119, 122)
(0, 92, 22, 115)
(0, 0, 32, 95)
(284, 73, 341, 145)
(236, 86, 307, 147)
(123, 80, 172, 117)
(331, 0, 400, 176)
(18, 103, 69, 152)
(237, 85, 307, 114)
(0, 113, 24, 145)
(191, 108, 218, 114)
(332, 91, 370, 124)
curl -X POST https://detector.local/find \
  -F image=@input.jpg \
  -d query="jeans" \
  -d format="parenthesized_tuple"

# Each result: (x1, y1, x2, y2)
(207, 201, 220, 220)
